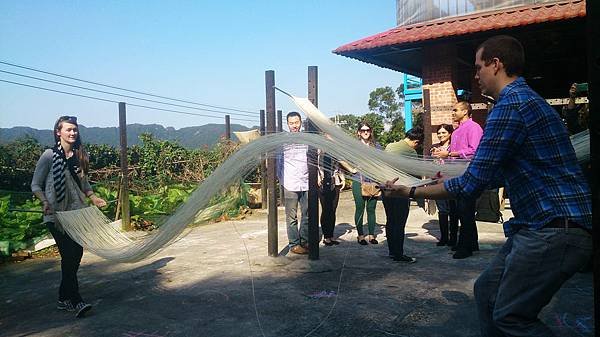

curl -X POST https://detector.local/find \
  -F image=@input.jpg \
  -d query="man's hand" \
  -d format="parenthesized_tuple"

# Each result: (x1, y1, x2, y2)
(381, 177, 410, 198)
(433, 171, 445, 183)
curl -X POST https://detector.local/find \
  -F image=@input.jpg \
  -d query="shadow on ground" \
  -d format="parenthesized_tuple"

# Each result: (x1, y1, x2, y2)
(0, 192, 593, 337)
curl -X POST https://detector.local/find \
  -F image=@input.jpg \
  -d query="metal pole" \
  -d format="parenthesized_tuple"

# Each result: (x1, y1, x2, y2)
(118, 102, 131, 231)
(307, 66, 320, 260)
(260, 110, 267, 210)
(224, 115, 231, 140)
(265, 70, 278, 257)
(586, 0, 599, 330)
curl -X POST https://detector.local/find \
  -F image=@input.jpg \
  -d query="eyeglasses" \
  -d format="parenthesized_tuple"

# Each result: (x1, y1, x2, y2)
(359, 128, 371, 132)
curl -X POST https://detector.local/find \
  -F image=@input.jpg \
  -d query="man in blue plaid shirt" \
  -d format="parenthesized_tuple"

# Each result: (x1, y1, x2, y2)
(383, 35, 592, 336)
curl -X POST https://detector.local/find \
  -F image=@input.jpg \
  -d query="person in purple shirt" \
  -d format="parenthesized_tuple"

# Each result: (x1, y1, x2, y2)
(432, 101, 483, 258)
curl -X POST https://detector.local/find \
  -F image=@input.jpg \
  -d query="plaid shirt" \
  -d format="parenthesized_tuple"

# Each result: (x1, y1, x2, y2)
(445, 77, 592, 236)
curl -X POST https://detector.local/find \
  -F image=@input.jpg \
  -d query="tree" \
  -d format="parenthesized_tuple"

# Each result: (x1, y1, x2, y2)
(331, 114, 361, 135)
(368, 86, 402, 120)
(367, 84, 413, 146)
(378, 117, 405, 146)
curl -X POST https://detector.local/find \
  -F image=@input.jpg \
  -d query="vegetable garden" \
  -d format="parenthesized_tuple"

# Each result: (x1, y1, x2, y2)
(0, 133, 249, 257)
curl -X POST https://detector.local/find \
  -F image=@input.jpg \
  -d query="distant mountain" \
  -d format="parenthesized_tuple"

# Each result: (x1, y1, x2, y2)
(0, 123, 258, 149)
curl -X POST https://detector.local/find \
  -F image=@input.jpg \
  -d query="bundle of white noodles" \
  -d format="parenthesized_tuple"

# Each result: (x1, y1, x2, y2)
(56, 92, 590, 263)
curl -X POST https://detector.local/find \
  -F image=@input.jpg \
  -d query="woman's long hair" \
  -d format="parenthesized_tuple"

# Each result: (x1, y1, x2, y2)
(53, 116, 90, 174)
(356, 121, 376, 146)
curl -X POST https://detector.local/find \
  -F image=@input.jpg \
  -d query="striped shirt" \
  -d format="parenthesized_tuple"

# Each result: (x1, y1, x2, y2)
(444, 77, 592, 236)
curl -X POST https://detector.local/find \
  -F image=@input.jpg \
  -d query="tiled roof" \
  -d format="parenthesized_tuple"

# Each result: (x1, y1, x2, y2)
(333, 0, 585, 54)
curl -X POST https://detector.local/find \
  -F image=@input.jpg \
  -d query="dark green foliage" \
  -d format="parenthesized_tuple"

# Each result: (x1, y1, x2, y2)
(368, 86, 401, 120)
(0, 136, 44, 191)
(86, 144, 120, 170)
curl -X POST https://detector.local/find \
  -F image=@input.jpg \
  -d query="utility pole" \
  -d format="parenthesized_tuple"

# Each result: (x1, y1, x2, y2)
(118, 102, 131, 231)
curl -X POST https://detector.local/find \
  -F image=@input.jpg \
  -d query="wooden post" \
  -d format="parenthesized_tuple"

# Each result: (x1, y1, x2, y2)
(422, 89, 433, 155)
(265, 70, 278, 257)
(118, 102, 131, 231)
(224, 115, 231, 140)
(277, 109, 284, 206)
(260, 110, 267, 210)
(307, 66, 319, 260)
(586, 0, 599, 329)
(277, 110, 283, 133)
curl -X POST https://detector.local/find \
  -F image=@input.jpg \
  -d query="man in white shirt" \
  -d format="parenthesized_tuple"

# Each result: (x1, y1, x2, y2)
(277, 112, 309, 254)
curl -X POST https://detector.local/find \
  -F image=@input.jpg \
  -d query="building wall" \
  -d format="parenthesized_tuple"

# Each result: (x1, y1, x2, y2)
(420, 43, 490, 152)
(421, 43, 458, 150)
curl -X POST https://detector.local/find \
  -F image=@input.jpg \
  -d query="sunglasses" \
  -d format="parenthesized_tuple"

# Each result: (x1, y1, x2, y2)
(359, 128, 371, 132)
(59, 115, 78, 124)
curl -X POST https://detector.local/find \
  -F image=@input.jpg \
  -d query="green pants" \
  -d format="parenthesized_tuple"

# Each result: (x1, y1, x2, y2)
(352, 181, 377, 236)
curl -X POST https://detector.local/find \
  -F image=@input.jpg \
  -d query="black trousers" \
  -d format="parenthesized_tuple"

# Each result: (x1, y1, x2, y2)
(382, 195, 410, 257)
(318, 185, 341, 238)
(438, 200, 458, 244)
(47, 222, 84, 304)
(456, 197, 479, 252)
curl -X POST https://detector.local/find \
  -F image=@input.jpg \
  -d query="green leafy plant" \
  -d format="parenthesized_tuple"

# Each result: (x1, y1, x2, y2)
(0, 195, 46, 256)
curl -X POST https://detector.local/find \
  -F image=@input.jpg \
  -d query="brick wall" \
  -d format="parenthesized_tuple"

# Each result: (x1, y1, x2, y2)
(422, 44, 458, 148)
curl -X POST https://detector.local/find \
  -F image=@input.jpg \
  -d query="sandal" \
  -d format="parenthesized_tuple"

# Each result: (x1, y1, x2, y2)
(322, 240, 334, 246)
(357, 238, 368, 245)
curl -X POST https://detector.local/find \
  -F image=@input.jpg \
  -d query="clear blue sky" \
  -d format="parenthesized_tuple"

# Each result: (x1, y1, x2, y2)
(0, 1, 402, 130)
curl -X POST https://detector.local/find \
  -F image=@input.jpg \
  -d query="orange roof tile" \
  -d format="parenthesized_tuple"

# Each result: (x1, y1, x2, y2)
(334, 0, 585, 54)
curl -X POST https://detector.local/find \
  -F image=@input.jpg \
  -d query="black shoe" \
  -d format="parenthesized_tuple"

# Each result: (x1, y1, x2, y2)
(369, 239, 379, 244)
(74, 301, 92, 318)
(453, 250, 472, 259)
(357, 238, 368, 245)
(330, 240, 340, 245)
(436, 240, 448, 246)
(57, 300, 75, 312)
(322, 240, 334, 246)
(393, 255, 416, 263)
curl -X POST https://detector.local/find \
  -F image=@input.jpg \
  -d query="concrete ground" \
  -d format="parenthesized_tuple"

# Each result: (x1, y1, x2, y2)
(0, 191, 594, 337)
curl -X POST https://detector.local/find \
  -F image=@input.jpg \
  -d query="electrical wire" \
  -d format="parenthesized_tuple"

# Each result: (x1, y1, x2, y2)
(0, 60, 259, 115)
(0, 70, 256, 118)
(0, 79, 257, 123)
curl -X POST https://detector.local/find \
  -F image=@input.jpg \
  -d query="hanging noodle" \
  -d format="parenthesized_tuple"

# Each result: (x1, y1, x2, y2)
(56, 90, 590, 263)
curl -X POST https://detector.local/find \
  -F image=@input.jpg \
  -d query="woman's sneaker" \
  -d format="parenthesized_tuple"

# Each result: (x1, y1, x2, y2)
(57, 300, 74, 311)
(74, 301, 92, 318)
